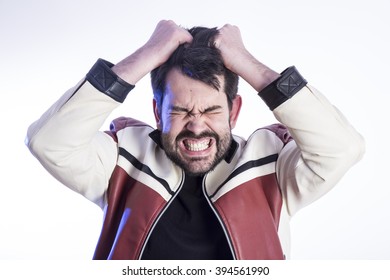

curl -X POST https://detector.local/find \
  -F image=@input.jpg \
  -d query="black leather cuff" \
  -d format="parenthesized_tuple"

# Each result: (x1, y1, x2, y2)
(259, 66, 307, 110)
(86, 58, 135, 103)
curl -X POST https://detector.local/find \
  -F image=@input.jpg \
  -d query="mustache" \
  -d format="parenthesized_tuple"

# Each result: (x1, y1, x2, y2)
(176, 130, 220, 142)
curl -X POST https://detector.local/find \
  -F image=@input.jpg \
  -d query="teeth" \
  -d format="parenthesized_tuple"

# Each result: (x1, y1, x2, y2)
(184, 140, 210, 151)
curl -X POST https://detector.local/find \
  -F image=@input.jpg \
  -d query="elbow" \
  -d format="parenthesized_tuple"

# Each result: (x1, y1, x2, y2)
(25, 128, 56, 165)
(25, 132, 44, 160)
(25, 122, 45, 159)
(25, 132, 41, 159)
(326, 132, 365, 182)
(347, 132, 366, 166)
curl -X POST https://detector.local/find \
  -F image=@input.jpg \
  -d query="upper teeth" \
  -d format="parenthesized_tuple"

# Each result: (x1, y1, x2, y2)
(185, 140, 209, 151)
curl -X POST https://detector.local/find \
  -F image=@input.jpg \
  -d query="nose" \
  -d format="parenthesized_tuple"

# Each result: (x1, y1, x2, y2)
(185, 114, 207, 135)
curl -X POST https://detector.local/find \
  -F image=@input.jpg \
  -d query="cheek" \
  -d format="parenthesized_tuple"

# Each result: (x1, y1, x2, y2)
(160, 113, 173, 134)
(209, 115, 232, 131)
(161, 120, 171, 134)
(161, 116, 182, 136)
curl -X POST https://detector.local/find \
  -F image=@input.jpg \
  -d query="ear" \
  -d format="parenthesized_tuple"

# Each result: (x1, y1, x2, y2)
(229, 95, 242, 129)
(153, 99, 162, 130)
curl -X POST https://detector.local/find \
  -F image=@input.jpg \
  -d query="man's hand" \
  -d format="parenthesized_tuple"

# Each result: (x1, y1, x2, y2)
(141, 20, 193, 69)
(214, 24, 247, 74)
(214, 24, 279, 92)
(112, 20, 193, 85)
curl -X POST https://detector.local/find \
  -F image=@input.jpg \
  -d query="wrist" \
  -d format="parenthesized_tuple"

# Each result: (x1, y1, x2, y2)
(86, 59, 135, 103)
(230, 51, 279, 92)
(258, 66, 307, 110)
(112, 46, 160, 85)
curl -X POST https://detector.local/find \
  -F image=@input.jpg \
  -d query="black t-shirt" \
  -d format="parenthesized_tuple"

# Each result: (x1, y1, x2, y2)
(141, 174, 233, 260)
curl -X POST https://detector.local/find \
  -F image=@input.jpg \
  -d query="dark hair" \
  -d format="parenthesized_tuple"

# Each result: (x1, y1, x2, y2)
(151, 26, 239, 114)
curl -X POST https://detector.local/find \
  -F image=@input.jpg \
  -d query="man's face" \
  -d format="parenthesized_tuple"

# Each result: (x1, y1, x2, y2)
(154, 68, 241, 176)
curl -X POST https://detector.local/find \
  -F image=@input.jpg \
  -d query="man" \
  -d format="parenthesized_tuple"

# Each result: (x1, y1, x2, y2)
(26, 20, 365, 260)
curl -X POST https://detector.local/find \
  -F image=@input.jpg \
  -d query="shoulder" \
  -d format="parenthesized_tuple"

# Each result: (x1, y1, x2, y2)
(244, 123, 293, 148)
(259, 123, 293, 146)
(105, 117, 154, 142)
(109, 117, 153, 132)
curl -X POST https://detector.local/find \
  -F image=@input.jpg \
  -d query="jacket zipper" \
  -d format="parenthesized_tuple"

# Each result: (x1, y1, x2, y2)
(137, 171, 185, 259)
(202, 175, 237, 260)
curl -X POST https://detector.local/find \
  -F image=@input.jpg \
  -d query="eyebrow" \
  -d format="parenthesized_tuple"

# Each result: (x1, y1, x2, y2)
(170, 105, 222, 114)
(170, 105, 190, 113)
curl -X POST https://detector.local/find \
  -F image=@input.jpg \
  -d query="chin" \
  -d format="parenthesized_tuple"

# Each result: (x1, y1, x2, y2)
(181, 157, 221, 177)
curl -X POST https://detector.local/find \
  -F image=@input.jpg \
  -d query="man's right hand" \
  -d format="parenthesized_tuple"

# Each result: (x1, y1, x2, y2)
(214, 24, 279, 93)
(112, 20, 193, 85)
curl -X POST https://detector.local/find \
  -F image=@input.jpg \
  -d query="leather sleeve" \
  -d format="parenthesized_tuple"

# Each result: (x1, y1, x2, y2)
(26, 63, 128, 208)
(274, 85, 365, 216)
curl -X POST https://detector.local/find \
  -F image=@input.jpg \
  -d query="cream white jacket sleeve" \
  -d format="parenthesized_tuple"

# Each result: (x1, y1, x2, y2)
(274, 85, 365, 216)
(26, 80, 121, 208)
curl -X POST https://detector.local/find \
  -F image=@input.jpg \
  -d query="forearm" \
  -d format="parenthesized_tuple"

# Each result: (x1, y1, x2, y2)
(112, 46, 161, 85)
(214, 24, 280, 92)
(232, 51, 280, 92)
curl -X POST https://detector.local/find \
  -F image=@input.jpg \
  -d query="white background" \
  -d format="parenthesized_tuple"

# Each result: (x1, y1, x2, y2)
(0, 0, 389, 260)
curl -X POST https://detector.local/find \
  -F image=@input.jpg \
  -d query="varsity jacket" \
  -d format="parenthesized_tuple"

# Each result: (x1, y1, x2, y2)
(26, 59, 365, 259)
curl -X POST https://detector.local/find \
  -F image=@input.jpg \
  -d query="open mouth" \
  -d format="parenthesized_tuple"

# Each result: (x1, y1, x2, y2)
(176, 131, 219, 157)
(183, 139, 212, 152)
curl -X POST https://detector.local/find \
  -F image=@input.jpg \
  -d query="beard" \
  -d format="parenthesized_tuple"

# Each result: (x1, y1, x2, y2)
(161, 128, 232, 176)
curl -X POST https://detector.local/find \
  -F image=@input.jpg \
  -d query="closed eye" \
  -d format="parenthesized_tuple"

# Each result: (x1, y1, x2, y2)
(169, 106, 190, 116)
(168, 105, 223, 117)
(201, 105, 223, 115)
